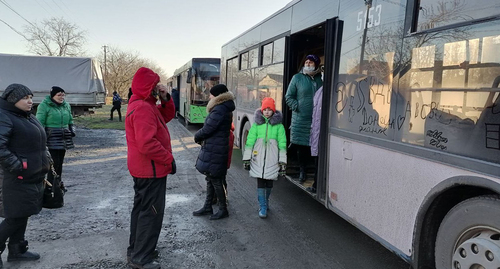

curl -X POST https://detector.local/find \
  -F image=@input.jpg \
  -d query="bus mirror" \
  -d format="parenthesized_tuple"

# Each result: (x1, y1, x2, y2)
(186, 68, 192, 83)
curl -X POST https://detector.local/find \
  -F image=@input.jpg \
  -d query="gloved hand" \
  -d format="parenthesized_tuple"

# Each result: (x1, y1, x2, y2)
(194, 136, 202, 145)
(243, 160, 250, 170)
(278, 162, 286, 176)
(69, 124, 76, 137)
(170, 159, 176, 175)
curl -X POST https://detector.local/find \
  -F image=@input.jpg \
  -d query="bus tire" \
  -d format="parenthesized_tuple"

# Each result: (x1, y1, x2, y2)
(241, 121, 251, 148)
(435, 195, 500, 269)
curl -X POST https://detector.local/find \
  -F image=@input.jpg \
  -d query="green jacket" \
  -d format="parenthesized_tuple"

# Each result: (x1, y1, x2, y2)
(243, 109, 287, 180)
(36, 95, 73, 128)
(285, 72, 322, 146)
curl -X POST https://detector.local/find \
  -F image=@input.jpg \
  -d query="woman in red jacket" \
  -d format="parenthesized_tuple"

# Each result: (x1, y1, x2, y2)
(125, 67, 176, 269)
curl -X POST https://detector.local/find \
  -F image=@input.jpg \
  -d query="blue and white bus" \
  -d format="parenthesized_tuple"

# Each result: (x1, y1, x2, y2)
(221, 0, 500, 268)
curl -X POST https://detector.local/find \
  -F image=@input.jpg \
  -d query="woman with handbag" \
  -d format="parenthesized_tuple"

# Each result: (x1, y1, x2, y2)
(0, 84, 50, 267)
(36, 86, 75, 193)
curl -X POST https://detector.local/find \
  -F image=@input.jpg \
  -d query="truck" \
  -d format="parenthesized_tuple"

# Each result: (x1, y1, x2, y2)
(0, 53, 106, 115)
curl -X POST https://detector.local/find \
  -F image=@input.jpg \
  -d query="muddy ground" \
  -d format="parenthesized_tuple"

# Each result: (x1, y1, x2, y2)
(7, 119, 408, 269)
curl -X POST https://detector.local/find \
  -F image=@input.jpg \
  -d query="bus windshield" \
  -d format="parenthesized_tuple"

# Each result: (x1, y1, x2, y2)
(191, 62, 220, 103)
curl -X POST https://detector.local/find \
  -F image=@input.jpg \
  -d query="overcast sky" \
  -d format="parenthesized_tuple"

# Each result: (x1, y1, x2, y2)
(0, 0, 292, 77)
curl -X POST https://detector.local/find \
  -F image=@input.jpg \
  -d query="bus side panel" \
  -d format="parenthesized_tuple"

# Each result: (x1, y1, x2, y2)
(326, 135, 498, 258)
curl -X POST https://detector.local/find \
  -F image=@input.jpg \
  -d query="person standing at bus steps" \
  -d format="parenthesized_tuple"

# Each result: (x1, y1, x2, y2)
(308, 85, 323, 194)
(109, 91, 122, 121)
(36, 86, 75, 193)
(192, 84, 235, 220)
(285, 54, 323, 183)
(0, 84, 50, 266)
(125, 68, 176, 269)
(171, 87, 179, 118)
(243, 97, 287, 218)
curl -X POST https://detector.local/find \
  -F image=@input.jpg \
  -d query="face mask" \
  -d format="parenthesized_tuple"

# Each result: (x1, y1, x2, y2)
(303, 66, 315, 74)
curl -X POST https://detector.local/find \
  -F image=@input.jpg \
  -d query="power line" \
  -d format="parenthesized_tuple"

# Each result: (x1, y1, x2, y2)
(0, 0, 36, 27)
(0, 18, 30, 41)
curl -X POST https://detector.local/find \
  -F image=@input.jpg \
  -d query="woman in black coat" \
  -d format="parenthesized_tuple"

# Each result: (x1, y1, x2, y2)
(0, 84, 49, 267)
(193, 84, 235, 220)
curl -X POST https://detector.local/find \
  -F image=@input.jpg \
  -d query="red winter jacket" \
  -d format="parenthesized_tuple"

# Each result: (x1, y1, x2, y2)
(125, 67, 175, 178)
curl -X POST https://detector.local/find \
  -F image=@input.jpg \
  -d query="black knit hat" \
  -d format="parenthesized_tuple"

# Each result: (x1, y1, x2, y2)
(2, 83, 33, 104)
(50, 86, 65, 98)
(210, 84, 228, 97)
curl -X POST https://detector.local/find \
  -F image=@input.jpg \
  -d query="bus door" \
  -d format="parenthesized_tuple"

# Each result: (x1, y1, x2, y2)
(283, 22, 327, 182)
(317, 17, 343, 202)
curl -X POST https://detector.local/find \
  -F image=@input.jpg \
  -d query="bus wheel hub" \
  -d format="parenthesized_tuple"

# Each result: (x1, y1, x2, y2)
(452, 230, 500, 269)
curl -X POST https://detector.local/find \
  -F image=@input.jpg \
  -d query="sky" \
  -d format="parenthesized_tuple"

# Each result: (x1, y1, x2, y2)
(0, 0, 292, 77)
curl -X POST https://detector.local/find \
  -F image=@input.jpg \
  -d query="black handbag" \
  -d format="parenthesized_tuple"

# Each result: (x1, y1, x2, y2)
(43, 164, 64, 209)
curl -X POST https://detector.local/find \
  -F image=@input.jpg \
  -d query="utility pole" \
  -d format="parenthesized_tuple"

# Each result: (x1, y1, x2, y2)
(102, 45, 108, 92)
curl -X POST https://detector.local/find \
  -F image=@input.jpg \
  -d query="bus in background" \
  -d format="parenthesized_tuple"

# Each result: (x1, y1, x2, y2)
(168, 58, 220, 125)
(221, 0, 500, 268)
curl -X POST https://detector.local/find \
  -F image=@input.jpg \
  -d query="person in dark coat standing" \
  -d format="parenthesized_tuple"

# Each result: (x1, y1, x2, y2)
(285, 54, 323, 183)
(171, 87, 179, 118)
(0, 84, 50, 267)
(192, 84, 235, 220)
(109, 91, 123, 121)
(125, 68, 176, 269)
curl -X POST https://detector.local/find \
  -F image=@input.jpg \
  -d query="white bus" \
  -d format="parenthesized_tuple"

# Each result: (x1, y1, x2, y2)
(221, 0, 500, 268)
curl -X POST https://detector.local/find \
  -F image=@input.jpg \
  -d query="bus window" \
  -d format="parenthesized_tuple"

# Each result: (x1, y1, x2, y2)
(417, 0, 500, 31)
(399, 21, 500, 163)
(262, 43, 273, 66)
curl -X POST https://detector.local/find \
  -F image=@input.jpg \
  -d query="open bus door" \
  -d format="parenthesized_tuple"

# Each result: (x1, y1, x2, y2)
(282, 17, 342, 201)
(317, 17, 343, 202)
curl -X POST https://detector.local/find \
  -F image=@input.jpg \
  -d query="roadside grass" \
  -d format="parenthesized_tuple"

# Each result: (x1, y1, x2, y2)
(73, 105, 126, 130)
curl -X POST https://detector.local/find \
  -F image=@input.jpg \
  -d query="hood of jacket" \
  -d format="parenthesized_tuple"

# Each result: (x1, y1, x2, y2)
(131, 67, 160, 99)
(207, 91, 235, 113)
(254, 108, 283, 125)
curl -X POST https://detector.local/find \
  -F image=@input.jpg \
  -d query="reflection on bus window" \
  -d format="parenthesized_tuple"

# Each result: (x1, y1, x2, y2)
(417, 0, 500, 31)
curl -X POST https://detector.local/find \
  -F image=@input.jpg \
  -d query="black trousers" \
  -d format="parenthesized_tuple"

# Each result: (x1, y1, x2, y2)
(48, 149, 66, 185)
(293, 144, 311, 169)
(128, 176, 166, 265)
(257, 178, 273, 188)
(313, 156, 318, 189)
(110, 105, 122, 120)
(0, 217, 28, 248)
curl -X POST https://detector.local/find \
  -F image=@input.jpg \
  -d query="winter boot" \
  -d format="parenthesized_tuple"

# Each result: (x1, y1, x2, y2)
(257, 188, 267, 218)
(265, 187, 272, 211)
(193, 181, 215, 216)
(299, 166, 306, 183)
(7, 240, 40, 262)
(128, 260, 160, 269)
(210, 178, 229, 220)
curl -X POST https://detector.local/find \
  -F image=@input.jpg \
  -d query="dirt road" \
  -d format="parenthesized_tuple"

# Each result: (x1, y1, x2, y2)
(8, 120, 408, 269)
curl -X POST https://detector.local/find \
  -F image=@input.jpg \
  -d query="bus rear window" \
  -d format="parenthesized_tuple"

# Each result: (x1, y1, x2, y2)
(417, 0, 500, 31)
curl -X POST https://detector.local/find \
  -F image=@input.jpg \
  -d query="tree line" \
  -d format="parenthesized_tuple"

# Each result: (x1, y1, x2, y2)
(22, 17, 167, 99)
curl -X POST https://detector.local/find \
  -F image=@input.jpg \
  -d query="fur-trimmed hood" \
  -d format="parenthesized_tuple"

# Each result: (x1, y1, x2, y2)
(207, 91, 235, 112)
(254, 108, 283, 125)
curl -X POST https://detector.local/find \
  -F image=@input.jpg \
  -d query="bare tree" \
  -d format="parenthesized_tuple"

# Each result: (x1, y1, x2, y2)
(23, 17, 87, 57)
(98, 47, 168, 99)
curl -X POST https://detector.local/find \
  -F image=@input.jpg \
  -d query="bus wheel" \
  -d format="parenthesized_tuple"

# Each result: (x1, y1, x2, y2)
(435, 196, 500, 269)
(241, 121, 251, 148)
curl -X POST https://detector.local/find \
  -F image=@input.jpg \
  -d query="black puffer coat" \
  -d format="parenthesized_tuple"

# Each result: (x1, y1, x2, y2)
(195, 92, 235, 178)
(0, 99, 49, 218)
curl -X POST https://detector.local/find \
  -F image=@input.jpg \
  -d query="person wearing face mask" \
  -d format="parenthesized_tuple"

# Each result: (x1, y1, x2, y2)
(285, 54, 323, 184)
(36, 86, 75, 193)
(0, 84, 50, 267)
(125, 68, 176, 269)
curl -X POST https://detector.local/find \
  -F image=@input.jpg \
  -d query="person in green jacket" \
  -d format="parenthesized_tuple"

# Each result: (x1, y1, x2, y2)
(285, 54, 323, 183)
(243, 97, 287, 218)
(36, 86, 75, 193)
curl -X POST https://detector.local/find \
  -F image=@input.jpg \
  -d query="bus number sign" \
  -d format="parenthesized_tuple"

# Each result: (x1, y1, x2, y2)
(356, 4, 382, 31)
